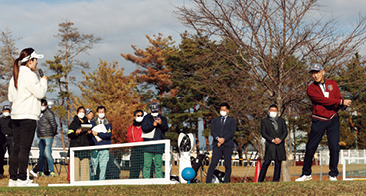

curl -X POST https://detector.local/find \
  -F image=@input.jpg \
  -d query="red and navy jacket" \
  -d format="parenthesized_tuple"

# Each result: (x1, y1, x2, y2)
(306, 79, 344, 121)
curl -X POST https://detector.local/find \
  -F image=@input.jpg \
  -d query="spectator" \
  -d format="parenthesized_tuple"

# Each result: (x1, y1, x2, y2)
(126, 109, 144, 179)
(85, 108, 93, 123)
(67, 106, 92, 181)
(0, 105, 13, 178)
(141, 103, 168, 178)
(90, 106, 112, 180)
(36, 99, 58, 177)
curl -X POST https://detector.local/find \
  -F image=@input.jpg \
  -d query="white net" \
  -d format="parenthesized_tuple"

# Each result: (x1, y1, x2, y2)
(341, 149, 366, 180)
(68, 139, 172, 185)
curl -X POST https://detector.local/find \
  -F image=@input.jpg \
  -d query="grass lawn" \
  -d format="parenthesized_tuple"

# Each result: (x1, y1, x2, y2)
(0, 164, 365, 195)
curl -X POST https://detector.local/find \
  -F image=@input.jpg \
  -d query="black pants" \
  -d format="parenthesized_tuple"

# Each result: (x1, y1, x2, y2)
(4, 136, 14, 157)
(9, 119, 37, 181)
(205, 145, 232, 183)
(129, 146, 143, 179)
(258, 152, 282, 182)
(32, 160, 50, 175)
(0, 136, 4, 175)
(302, 116, 340, 177)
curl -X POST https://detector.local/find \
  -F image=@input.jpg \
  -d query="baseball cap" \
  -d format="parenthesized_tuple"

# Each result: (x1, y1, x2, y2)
(86, 108, 92, 115)
(309, 63, 324, 73)
(20, 51, 44, 63)
(149, 102, 159, 113)
(2, 105, 11, 112)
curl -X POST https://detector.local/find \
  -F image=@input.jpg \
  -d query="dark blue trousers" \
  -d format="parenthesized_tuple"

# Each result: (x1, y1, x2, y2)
(258, 152, 282, 182)
(302, 115, 340, 177)
(205, 145, 232, 183)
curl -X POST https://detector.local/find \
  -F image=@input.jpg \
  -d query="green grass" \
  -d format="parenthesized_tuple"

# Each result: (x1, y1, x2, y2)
(0, 181, 366, 195)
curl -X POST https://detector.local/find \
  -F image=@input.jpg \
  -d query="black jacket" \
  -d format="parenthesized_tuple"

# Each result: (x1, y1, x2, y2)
(68, 115, 91, 148)
(261, 117, 288, 161)
(0, 116, 13, 135)
(37, 108, 58, 138)
(211, 116, 236, 148)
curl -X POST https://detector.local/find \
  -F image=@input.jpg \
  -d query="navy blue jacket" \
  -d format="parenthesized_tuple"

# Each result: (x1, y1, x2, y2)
(90, 118, 112, 145)
(141, 113, 168, 153)
(211, 116, 236, 147)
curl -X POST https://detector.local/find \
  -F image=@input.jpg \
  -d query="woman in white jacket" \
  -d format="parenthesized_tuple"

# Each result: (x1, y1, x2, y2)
(7, 48, 47, 187)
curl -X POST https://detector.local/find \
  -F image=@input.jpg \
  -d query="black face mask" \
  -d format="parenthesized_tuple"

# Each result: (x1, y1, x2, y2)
(133, 120, 141, 127)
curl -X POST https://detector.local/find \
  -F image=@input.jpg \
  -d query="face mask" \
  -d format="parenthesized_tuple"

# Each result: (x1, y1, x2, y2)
(220, 111, 227, 117)
(135, 116, 144, 122)
(78, 112, 85, 119)
(3, 112, 10, 117)
(41, 106, 47, 111)
(269, 112, 277, 118)
(98, 113, 105, 119)
(151, 112, 159, 117)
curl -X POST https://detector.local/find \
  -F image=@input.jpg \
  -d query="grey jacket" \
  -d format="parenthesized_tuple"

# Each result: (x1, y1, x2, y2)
(37, 108, 58, 138)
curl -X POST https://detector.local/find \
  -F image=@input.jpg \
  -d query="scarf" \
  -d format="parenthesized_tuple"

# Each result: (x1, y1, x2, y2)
(133, 120, 142, 127)
(269, 116, 278, 132)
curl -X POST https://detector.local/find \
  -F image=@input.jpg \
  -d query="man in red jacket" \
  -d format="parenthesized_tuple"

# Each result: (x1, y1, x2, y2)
(296, 64, 352, 182)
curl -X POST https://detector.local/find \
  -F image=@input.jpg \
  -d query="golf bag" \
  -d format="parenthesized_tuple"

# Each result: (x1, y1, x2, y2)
(178, 132, 194, 183)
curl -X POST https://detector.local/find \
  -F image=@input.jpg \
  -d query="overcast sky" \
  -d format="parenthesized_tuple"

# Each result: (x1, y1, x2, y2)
(1, 0, 365, 77)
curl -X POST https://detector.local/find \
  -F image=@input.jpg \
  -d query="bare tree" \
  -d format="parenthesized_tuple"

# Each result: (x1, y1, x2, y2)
(175, 0, 366, 181)
(0, 26, 20, 103)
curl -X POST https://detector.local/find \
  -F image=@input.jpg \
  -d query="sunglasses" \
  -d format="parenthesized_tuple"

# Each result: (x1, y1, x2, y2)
(136, 115, 143, 117)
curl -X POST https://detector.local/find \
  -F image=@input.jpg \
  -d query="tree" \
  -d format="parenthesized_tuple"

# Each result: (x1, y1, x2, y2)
(175, 0, 366, 181)
(72, 60, 143, 144)
(48, 20, 101, 124)
(44, 20, 101, 150)
(0, 27, 19, 102)
(121, 33, 174, 102)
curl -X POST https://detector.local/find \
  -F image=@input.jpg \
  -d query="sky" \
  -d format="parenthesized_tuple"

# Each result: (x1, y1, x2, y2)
(1, 0, 366, 148)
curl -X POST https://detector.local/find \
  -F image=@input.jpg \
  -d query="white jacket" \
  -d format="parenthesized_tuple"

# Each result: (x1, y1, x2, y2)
(8, 66, 47, 120)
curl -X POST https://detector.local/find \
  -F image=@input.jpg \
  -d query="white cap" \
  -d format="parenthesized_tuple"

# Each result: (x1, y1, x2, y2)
(20, 51, 44, 63)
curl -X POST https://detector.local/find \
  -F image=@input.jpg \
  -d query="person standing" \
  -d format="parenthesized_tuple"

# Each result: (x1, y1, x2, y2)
(205, 103, 236, 183)
(258, 104, 288, 182)
(141, 103, 168, 179)
(8, 48, 47, 187)
(85, 108, 93, 123)
(295, 64, 352, 182)
(0, 105, 13, 178)
(36, 99, 58, 177)
(67, 106, 92, 181)
(126, 109, 144, 179)
(90, 106, 112, 180)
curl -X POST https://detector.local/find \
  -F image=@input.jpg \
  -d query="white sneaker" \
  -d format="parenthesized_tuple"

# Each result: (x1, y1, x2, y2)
(8, 179, 17, 187)
(295, 175, 312, 181)
(329, 176, 337, 181)
(30, 170, 38, 178)
(17, 179, 39, 187)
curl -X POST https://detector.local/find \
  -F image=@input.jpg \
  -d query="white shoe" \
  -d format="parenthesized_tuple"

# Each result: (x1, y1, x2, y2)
(295, 175, 312, 181)
(8, 179, 17, 187)
(17, 179, 39, 187)
(30, 170, 38, 178)
(329, 176, 337, 181)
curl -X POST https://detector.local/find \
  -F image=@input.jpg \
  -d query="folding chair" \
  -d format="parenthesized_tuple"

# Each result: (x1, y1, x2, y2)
(55, 152, 68, 175)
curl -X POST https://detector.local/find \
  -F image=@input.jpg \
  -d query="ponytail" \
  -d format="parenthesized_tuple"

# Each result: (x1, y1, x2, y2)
(13, 58, 20, 89)
(13, 47, 35, 89)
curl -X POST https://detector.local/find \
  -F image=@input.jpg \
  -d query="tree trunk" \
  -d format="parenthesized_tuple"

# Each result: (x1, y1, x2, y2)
(59, 116, 66, 151)
(203, 118, 211, 152)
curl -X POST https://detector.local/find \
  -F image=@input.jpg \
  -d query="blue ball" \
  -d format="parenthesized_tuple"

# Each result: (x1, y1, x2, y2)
(182, 167, 195, 181)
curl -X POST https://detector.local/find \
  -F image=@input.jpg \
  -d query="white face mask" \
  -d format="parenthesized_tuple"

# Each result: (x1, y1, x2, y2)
(41, 106, 47, 111)
(151, 112, 159, 117)
(78, 112, 85, 119)
(98, 113, 105, 119)
(269, 112, 278, 118)
(135, 116, 144, 122)
(220, 111, 227, 117)
(3, 112, 10, 117)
